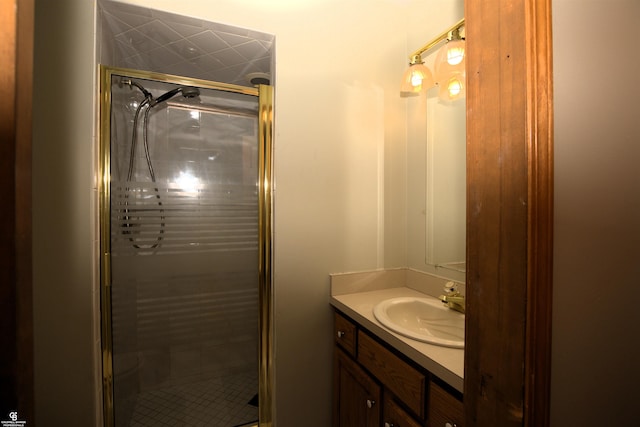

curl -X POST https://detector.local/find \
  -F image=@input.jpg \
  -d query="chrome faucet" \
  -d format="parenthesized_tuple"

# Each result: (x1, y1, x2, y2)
(439, 282, 465, 314)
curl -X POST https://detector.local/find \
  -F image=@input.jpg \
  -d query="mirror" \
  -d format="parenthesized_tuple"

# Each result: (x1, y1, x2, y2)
(406, 77, 466, 282)
(425, 88, 466, 273)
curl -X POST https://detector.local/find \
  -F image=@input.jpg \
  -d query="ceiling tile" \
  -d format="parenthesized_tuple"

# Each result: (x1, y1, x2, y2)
(150, 9, 205, 28)
(103, 13, 132, 36)
(214, 67, 248, 85)
(166, 38, 205, 61)
(214, 48, 248, 68)
(251, 56, 273, 73)
(247, 29, 274, 44)
(114, 38, 142, 60)
(165, 20, 207, 39)
(216, 31, 252, 48)
(147, 46, 184, 67)
(187, 31, 229, 54)
(189, 54, 225, 72)
(233, 40, 269, 61)
(103, 6, 153, 29)
(99, 0, 273, 87)
(138, 20, 183, 46)
(115, 28, 161, 54)
(205, 22, 250, 38)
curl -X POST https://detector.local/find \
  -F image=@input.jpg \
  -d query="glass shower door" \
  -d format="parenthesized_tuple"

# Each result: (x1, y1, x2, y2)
(102, 69, 266, 427)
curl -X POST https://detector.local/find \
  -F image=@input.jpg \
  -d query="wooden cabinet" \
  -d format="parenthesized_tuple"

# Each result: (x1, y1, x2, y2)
(383, 394, 422, 427)
(334, 347, 381, 427)
(333, 310, 464, 427)
(358, 330, 426, 419)
(334, 309, 357, 357)
(429, 381, 464, 427)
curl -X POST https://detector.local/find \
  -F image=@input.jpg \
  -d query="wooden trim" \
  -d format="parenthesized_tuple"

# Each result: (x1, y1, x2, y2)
(524, 0, 553, 425)
(0, 0, 34, 422)
(464, 0, 553, 426)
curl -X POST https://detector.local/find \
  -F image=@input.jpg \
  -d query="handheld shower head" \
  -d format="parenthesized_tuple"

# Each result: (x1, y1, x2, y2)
(152, 86, 200, 106)
(180, 87, 200, 99)
(153, 88, 181, 105)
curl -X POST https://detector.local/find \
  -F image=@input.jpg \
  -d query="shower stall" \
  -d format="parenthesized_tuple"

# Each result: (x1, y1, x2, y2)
(99, 66, 273, 427)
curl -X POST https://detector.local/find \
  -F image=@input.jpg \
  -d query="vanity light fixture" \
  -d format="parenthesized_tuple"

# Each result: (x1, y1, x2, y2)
(400, 18, 465, 99)
(400, 54, 434, 97)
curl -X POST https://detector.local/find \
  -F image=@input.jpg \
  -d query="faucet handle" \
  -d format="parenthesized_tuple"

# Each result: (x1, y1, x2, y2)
(443, 281, 458, 295)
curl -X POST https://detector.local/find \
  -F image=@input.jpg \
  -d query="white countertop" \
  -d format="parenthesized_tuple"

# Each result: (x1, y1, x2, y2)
(330, 286, 464, 392)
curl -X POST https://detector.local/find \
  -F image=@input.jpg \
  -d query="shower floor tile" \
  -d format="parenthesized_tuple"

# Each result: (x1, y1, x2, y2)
(128, 371, 258, 427)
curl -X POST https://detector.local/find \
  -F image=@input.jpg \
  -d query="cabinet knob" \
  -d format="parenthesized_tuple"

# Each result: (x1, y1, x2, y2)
(366, 399, 376, 409)
(445, 423, 458, 427)
(337, 330, 345, 338)
(384, 423, 395, 427)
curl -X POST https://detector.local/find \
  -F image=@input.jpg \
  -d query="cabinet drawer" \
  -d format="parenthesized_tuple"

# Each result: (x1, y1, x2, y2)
(383, 394, 422, 427)
(429, 381, 464, 427)
(334, 311, 357, 357)
(357, 331, 426, 419)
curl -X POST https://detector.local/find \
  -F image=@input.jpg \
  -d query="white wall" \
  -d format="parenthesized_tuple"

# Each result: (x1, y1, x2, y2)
(32, 0, 99, 425)
(552, 1, 640, 425)
(32, 0, 413, 425)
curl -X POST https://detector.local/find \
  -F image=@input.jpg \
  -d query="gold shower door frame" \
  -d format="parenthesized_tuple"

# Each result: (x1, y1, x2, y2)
(98, 66, 274, 427)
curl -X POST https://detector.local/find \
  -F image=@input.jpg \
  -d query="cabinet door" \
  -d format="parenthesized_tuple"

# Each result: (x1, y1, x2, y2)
(334, 348, 381, 427)
(429, 381, 464, 427)
(383, 394, 423, 427)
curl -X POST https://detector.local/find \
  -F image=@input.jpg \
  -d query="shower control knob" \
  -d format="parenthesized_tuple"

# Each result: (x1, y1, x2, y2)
(337, 330, 345, 338)
(366, 399, 376, 409)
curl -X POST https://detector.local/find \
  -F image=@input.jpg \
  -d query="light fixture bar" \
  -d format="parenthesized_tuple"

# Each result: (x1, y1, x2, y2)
(408, 18, 465, 61)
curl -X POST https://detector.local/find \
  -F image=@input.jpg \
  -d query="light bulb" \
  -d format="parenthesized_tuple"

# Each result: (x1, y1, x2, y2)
(448, 78, 462, 96)
(438, 72, 466, 102)
(434, 39, 466, 84)
(446, 40, 465, 66)
(410, 70, 424, 87)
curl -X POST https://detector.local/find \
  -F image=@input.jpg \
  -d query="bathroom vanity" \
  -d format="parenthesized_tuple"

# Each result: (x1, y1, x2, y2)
(333, 310, 463, 427)
(330, 273, 465, 427)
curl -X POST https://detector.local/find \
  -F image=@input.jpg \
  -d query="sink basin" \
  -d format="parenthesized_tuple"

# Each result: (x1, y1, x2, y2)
(373, 296, 465, 348)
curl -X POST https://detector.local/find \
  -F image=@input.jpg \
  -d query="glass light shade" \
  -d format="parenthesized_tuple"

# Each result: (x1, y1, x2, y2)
(438, 72, 466, 102)
(400, 62, 434, 97)
(445, 39, 465, 65)
(434, 39, 466, 84)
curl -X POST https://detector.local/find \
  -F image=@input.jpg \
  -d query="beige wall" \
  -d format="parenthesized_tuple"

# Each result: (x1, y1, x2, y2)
(551, 1, 640, 425)
(33, 0, 464, 425)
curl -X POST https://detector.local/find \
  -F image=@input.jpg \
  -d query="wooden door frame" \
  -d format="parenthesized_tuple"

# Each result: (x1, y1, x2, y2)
(0, 0, 34, 423)
(465, 1, 553, 426)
